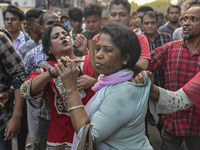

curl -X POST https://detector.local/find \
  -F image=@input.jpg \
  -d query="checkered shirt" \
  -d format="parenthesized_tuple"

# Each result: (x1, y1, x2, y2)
(149, 40, 200, 136)
(0, 32, 25, 131)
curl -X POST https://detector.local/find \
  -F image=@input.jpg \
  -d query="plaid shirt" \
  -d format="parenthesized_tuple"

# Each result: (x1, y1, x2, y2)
(147, 32, 172, 88)
(17, 39, 41, 60)
(0, 32, 25, 131)
(158, 23, 181, 36)
(23, 43, 50, 120)
(149, 40, 200, 136)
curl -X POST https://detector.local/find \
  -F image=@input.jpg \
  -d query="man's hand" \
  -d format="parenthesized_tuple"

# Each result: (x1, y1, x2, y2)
(132, 71, 159, 101)
(0, 90, 12, 108)
(4, 115, 21, 140)
(132, 70, 154, 85)
(77, 75, 97, 90)
(74, 34, 87, 55)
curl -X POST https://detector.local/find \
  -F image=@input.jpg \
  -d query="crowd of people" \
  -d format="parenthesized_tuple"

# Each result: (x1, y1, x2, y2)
(0, 0, 200, 150)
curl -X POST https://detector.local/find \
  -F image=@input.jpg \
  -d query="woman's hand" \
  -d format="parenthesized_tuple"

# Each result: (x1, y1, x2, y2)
(55, 56, 80, 93)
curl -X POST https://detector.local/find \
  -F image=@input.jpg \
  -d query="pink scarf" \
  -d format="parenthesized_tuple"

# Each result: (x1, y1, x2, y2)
(91, 69, 134, 92)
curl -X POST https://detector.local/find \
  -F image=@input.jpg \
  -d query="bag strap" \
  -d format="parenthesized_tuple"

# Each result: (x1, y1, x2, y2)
(88, 124, 94, 150)
(77, 123, 94, 150)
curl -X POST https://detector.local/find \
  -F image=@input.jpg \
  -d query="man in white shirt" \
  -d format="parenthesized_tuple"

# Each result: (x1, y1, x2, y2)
(3, 5, 29, 51)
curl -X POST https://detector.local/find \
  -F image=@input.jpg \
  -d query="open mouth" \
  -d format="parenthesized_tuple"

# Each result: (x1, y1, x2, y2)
(183, 26, 191, 33)
(62, 39, 68, 46)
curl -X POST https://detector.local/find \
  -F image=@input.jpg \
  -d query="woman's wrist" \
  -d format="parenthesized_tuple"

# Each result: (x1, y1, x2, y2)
(149, 84, 159, 101)
(48, 68, 57, 78)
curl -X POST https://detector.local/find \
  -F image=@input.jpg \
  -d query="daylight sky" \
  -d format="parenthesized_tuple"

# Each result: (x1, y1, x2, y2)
(128, 0, 178, 5)
(128, 0, 156, 5)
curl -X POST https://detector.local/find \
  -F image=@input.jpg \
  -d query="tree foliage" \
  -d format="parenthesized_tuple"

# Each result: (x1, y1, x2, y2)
(131, 0, 171, 14)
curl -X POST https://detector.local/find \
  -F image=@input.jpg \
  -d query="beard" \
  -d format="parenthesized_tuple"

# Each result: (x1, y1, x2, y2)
(182, 33, 194, 40)
(170, 20, 178, 24)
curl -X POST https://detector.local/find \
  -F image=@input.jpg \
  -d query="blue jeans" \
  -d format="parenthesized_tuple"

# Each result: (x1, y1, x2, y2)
(0, 129, 12, 150)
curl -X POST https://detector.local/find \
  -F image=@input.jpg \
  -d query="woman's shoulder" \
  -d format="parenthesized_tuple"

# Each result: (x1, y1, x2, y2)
(113, 80, 150, 91)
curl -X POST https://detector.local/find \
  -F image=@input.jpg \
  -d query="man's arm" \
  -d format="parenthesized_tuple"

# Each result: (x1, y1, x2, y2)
(0, 32, 26, 140)
(135, 33, 151, 70)
(136, 58, 149, 70)
(4, 89, 24, 140)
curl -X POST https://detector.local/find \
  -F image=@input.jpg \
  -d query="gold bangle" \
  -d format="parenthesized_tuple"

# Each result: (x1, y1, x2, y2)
(68, 105, 84, 112)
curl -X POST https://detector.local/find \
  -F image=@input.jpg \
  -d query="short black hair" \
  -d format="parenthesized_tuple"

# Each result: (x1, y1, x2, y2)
(3, 5, 24, 21)
(68, 7, 83, 22)
(109, 0, 131, 14)
(83, 3, 102, 19)
(167, 5, 181, 14)
(42, 22, 69, 61)
(141, 11, 158, 23)
(25, 9, 43, 22)
(137, 6, 154, 13)
(38, 11, 57, 26)
(157, 12, 164, 18)
(189, 1, 200, 8)
(99, 22, 141, 71)
(131, 11, 138, 17)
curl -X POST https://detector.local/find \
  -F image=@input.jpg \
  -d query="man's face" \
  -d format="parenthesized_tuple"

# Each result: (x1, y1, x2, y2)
(23, 20, 29, 33)
(157, 16, 164, 27)
(167, 7, 180, 24)
(42, 13, 60, 31)
(85, 14, 102, 34)
(70, 19, 82, 32)
(108, 4, 130, 26)
(31, 18, 42, 37)
(182, 6, 200, 40)
(4, 12, 22, 33)
(141, 16, 158, 36)
(130, 15, 141, 28)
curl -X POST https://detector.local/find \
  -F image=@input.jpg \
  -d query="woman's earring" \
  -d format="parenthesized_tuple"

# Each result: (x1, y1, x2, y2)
(123, 61, 127, 65)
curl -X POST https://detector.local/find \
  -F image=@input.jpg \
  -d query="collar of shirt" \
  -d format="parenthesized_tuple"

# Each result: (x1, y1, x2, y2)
(13, 31, 26, 51)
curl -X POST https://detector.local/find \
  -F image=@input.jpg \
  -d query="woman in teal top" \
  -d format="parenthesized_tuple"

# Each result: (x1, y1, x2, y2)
(55, 23, 153, 150)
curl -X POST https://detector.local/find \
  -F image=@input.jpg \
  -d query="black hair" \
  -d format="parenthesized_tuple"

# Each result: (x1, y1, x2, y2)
(42, 22, 69, 61)
(99, 22, 141, 71)
(189, 2, 200, 8)
(83, 3, 102, 18)
(25, 9, 44, 23)
(68, 7, 83, 22)
(157, 12, 164, 18)
(109, 0, 131, 14)
(3, 5, 24, 21)
(137, 6, 154, 13)
(38, 11, 55, 26)
(141, 11, 158, 23)
(167, 5, 181, 14)
(131, 11, 138, 17)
